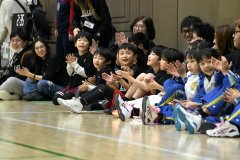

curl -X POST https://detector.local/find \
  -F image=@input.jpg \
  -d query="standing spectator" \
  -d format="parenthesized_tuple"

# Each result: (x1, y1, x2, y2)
(29, 0, 50, 40)
(0, 0, 30, 43)
(55, 0, 77, 61)
(72, 0, 112, 48)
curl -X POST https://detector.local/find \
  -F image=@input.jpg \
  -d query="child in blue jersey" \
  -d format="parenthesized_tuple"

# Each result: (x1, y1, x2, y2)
(115, 48, 184, 122)
(175, 48, 228, 134)
(180, 56, 239, 136)
(141, 48, 204, 125)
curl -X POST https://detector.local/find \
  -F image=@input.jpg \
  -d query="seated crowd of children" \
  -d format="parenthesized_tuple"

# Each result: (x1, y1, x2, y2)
(1, 15, 240, 138)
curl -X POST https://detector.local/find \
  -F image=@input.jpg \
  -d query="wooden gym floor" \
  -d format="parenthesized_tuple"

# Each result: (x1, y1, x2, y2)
(0, 100, 239, 160)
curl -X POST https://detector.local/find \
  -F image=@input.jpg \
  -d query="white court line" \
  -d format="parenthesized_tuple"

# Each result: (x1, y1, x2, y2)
(0, 111, 70, 114)
(0, 116, 215, 160)
(0, 111, 102, 114)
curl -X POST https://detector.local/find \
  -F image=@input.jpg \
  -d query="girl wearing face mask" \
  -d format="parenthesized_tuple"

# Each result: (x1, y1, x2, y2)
(0, 28, 35, 100)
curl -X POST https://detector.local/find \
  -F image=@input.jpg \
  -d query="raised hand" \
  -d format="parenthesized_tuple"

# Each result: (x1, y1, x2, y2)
(115, 70, 130, 79)
(211, 57, 222, 71)
(66, 53, 76, 64)
(166, 63, 180, 77)
(89, 39, 98, 55)
(221, 56, 232, 75)
(175, 60, 186, 77)
(120, 32, 128, 43)
(102, 72, 113, 82)
(115, 32, 127, 47)
(112, 72, 122, 81)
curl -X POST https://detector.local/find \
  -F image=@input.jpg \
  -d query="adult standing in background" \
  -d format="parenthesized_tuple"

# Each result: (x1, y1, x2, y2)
(29, 0, 50, 40)
(72, 0, 112, 48)
(55, 0, 77, 61)
(0, 0, 30, 43)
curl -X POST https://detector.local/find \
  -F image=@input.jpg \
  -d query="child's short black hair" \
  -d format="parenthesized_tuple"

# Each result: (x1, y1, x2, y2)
(162, 48, 184, 63)
(93, 47, 114, 69)
(151, 45, 167, 60)
(10, 28, 28, 41)
(196, 48, 219, 63)
(190, 40, 212, 50)
(118, 43, 138, 55)
(128, 32, 150, 50)
(186, 49, 198, 60)
(74, 31, 92, 46)
(180, 16, 203, 32)
(193, 22, 215, 46)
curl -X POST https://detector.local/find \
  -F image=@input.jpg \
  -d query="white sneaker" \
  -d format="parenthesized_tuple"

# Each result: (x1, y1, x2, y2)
(178, 107, 202, 134)
(115, 94, 133, 121)
(142, 96, 159, 125)
(57, 98, 73, 112)
(57, 97, 82, 113)
(0, 90, 21, 100)
(206, 120, 240, 137)
(67, 98, 83, 113)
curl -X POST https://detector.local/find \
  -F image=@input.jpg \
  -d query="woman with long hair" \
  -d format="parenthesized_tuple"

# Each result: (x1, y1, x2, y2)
(17, 38, 70, 101)
(213, 25, 235, 64)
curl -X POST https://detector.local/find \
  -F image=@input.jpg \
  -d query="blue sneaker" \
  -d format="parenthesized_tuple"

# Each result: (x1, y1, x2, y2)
(173, 103, 186, 131)
(178, 107, 202, 134)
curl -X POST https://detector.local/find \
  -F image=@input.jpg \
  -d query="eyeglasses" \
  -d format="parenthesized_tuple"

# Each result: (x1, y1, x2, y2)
(182, 28, 193, 35)
(234, 30, 240, 35)
(35, 45, 45, 51)
(133, 25, 145, 30)
(10, 39, 21, 43)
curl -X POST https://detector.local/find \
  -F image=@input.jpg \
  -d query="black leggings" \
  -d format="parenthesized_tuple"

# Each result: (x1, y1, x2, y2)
(52, 92, 75, 105)
(81, 84, 114, 105)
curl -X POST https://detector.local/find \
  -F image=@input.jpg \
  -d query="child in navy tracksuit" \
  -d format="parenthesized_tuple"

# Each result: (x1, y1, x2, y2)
(141, 48, 204, 125)
(175, 48, 228, 134)
(52, 31, 95, 105)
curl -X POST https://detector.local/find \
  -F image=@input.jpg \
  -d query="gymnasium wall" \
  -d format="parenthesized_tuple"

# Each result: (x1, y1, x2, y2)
(1, 0, 240, 53)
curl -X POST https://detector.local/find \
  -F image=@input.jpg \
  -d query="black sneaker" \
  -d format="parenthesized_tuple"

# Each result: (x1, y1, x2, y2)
(22, 90, 46, 101)
(103, 106, 116, 115)
(199, 122, 217, 134)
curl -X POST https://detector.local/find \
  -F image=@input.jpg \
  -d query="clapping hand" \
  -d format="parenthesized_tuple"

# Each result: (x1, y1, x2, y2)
(66, 53, 76, 64)
(166, 63, 180, 77)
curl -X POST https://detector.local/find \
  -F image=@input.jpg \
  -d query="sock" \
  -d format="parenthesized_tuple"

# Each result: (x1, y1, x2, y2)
(130, 97, 135, 101)
(199, 110, 209, 118)
(123, 97, 129, 101)
(131, 108, 140, 117)
(156, 112, 164, 122)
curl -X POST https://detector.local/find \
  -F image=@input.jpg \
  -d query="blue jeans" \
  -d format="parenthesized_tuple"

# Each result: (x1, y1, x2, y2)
(23, 78, 66, 98)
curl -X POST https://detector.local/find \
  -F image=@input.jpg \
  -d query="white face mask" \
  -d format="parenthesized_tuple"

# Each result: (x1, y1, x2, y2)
(10, 46, 24, 53)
